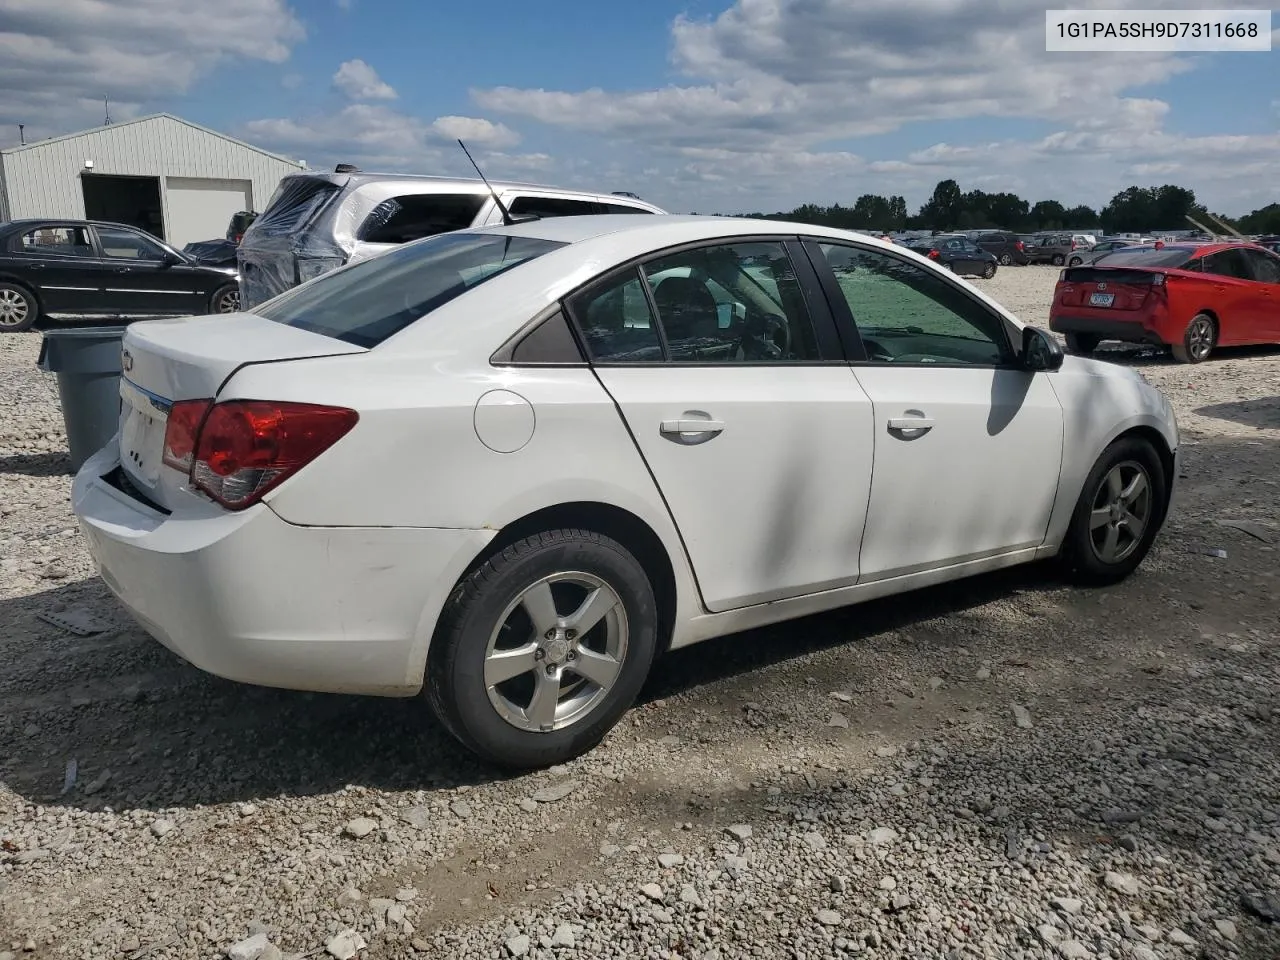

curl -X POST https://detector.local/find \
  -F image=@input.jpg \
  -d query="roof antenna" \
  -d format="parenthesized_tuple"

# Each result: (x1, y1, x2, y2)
(103, 97, 112, 125)
(17, 124, 25, 146)
(456, 139, 534, 226)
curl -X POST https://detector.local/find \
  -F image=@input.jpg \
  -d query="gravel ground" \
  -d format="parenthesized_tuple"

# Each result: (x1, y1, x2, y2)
(2, 264, 1278, 960)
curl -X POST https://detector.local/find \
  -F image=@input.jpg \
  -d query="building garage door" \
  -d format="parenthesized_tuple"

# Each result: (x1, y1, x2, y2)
(164, 177, 252, 248)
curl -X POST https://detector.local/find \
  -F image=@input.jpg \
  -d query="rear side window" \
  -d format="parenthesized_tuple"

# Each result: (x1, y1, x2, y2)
(258, 233, 565, 347)
(600, 203, 653, 215)
(1242, 248, 1280, 283)
(16, 226, 94, 258)
(358, 194, 486, 244)
(508, 196, 600, 219)
(1200, 248, 1253, 280)
(253, 178, 340, 234)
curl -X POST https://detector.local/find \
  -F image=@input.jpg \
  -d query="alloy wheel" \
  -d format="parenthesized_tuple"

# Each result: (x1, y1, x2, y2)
(215, 288, 241, 314)
(483, 572, 628, 733)
(1187, 316, 1214, 361)
(0, 289, 30, 328)
(1088, 460, 1152, 564)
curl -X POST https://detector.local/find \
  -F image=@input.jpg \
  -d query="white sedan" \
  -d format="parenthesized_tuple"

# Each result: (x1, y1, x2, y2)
(73, 215, 1178, 768)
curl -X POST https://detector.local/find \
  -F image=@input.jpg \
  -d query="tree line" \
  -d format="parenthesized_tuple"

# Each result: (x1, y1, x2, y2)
(710, 180, 1280, 236)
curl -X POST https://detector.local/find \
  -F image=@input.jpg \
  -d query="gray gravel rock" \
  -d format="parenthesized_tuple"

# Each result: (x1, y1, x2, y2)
(342, 817, 377, 839)
(227, 933, 270, 960)
(324, 929, 365, 960)
(530, 780, 577, 803)
(504, 934, 530, 957)
(1103, 871, 1140, 896)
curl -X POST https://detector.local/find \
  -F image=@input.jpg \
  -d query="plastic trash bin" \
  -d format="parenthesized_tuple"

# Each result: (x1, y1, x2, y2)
(36, 326, 128, 472)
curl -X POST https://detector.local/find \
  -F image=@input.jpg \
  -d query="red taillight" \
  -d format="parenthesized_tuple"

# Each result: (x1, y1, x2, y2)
(161, 399, 213, 471)
(190, 401, 358, 510)
(927, 249, 939, 259)
(1015, 240, 1024, 251)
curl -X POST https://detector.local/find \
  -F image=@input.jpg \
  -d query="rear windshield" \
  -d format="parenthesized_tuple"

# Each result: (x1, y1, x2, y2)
(252, 177, 340, 234)
(1094, 246, 1198, 268)
(257, 232, 565, 347)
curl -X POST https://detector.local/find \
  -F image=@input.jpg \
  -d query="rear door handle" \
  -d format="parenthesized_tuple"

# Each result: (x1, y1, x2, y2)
(660, 418, 725, 436)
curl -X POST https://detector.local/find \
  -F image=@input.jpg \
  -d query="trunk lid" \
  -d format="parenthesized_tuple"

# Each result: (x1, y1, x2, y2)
(1056, 266, 1162, 312)
(116, 314, 365, 508)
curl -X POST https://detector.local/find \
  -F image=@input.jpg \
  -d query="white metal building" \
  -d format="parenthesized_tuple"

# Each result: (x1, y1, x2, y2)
(0, 114, 305, 248)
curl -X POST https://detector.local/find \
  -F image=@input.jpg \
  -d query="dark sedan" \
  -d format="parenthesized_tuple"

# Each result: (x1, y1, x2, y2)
(0, 219, 240, 333)
(908, 235, 998, 277)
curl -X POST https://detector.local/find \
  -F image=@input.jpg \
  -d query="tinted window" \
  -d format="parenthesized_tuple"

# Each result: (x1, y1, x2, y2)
(1200, 248, 1253, 280)
(643, 242, 820, 362)
(96, 226, 167, 261)
(600, 203, 653, 215)
(508, 196, 600, 219)
(358, 194, 486, 244)
(253, 177, 339, 234)
(816, 243, 1010, 366)
(1094, 246, 1198, 268)
(508, 311, 585, 363)
(17, 226, 94, 258)
(1242, 248, 1280, 283)
(258, 233, 564, 348)
(576, 270, 665, 362)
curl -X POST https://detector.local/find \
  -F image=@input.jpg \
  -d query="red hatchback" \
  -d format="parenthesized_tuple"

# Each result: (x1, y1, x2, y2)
(1049, 242, 1280, 362)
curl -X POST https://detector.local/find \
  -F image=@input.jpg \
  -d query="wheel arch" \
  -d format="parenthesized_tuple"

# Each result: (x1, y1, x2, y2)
(1110, 425, 1176, 520)
(432, 500, 680, 668)
(0, 274, 40, 305)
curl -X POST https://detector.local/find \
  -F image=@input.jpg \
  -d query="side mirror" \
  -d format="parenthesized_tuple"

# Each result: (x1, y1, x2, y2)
(162, 250, 184, 266)
(1021, 326, 1064, 372)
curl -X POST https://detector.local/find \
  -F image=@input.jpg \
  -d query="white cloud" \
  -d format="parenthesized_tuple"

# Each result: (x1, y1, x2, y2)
(429, 115, 520, 149)
(332, 59, 397, 101)
(469, 0, 1278, 214)
(0, 0, 304, 142)
(241, 105, 540, 178)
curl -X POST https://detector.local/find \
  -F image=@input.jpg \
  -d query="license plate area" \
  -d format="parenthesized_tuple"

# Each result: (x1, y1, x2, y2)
(1089, 292, 1115, 307)
(118, 378, 170, 487)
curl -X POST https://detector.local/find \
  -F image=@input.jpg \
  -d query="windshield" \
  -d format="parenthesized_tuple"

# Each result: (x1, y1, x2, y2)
(1094, 246, 1198, 268)
(257, 232, 566, 347)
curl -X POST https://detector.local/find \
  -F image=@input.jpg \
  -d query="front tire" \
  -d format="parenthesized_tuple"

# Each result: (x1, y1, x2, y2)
(982, 262, 997, 279)
(426, 529, 658, 769)
(1064, 332, 1100, 355)
(1170, 312, 1216, 364)
(1068, 256, 1083, 267)
(210, 283, 240, 314)
(0, 282, 38, 333)
(1060, 437, 1166, 585)
(1052, 254, 1066, 266)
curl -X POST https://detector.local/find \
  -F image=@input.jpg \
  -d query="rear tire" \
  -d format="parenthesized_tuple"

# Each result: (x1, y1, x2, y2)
(1060, 436, 1166, 585)
(999, 254, 1012, 266)
(0, 282, 38, 333)
(1052, 254, 1066, 266)
(210, 283, 240, 315)
(1170, 312, 1216, 364)
(1064, 333, 1100, 355)
(1068, 256, 1083, 267)
(426, 528, 658, 769)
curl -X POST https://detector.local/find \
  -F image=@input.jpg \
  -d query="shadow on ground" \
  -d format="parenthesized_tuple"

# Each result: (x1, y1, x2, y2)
(0, 451, 73, 477)
(0, 561, 1057, 813)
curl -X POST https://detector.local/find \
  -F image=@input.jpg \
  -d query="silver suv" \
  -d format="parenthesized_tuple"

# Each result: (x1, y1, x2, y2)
(238, 169, 665, 308)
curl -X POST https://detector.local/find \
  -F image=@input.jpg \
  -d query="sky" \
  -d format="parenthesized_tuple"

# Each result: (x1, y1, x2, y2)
(0, 0, 1277, 216)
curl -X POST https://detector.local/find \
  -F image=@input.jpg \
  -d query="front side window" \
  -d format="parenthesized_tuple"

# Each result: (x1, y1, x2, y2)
(18, 226, 94, 258)
(258, 232, 564, 347)
(96, 226, 167, 261)
(1242, 248, 1280, 283)
(642, 242, 820, 362)
(358, 193, 486, 244)
(815, 243, 1010, 366)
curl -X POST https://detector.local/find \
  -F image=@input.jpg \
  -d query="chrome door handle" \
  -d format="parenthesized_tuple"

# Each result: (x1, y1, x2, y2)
(887, 416, 935, 437)
(660, 418, 725, 436)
